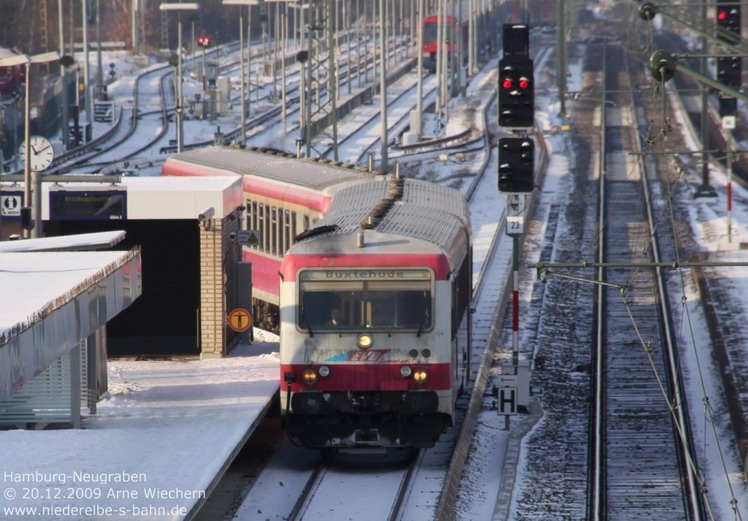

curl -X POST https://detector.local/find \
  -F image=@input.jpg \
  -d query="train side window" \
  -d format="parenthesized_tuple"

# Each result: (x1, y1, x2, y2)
(257, 203, 265, 251)
(270, 206, 278, 256)
(303, 214, 310, 232)
(278, 208, 285, 255)
(249, 200, 258, 246)
(283, 210, 291, 253)
(290, 212, 297, 245)
(263, 204, 270, 253)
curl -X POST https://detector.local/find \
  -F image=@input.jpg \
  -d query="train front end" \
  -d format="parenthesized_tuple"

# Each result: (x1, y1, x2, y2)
(279, 245, 457, 450)
(422, 15, 459, 73)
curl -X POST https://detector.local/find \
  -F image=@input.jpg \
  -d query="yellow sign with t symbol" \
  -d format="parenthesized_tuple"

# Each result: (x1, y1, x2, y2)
(227, 308, 252, 332)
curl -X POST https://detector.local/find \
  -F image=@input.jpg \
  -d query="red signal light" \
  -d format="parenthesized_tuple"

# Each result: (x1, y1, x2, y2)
(718, 10, 728, 21)
(502, 78, 514, 89)
(518, 77, 530, 89)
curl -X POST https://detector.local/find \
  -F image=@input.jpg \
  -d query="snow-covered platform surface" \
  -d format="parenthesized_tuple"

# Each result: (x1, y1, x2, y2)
(0, 339, 280, 520)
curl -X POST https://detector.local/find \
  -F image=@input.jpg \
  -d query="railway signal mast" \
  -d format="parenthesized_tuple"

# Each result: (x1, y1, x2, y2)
(497, 24, 535, 224)
(716, 0, 741, 129)
(498, 138, 534, 193)
(498, 59, 534, 128)
(498, 24, 534, 129)
(497, 24, 534, 424)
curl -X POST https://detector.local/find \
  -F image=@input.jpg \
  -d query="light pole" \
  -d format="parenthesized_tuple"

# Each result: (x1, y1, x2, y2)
(223, 0, 261, 146)
(0, 52, 63, 239)
(415, 0, 424, 137)
(95, 0, 103, 98)
(82, 0, 91, 129)
(160, 3, 199, 153)
(266, 0, 298, 130)
(289, 2, 309, 136)
(379, 0, 388, 171)
(59, 0, 69, 149)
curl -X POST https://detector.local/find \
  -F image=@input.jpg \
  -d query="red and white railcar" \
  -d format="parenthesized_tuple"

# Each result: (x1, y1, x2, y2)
(279, 176, 472, 450)
(422, 15, 463, 73)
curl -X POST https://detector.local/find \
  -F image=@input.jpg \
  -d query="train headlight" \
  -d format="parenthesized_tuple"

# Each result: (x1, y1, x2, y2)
(357, 333, 374, 350)
(318, 365, 330, 378)
(303, 369, 318, 386)
(413, 369, 428, 384)
(400, 365, 412, 378)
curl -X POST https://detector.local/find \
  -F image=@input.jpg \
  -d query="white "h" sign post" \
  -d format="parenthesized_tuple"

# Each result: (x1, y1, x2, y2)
(499, 387, 517, 415)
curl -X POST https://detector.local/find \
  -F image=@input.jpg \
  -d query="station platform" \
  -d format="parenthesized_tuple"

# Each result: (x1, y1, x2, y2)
(0, 337, 279, 520)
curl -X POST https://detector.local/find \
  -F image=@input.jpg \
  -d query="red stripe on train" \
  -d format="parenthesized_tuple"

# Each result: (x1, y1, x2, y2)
(162, 159, 333, 213)
(243, 250, 281, 297)
(244, 177, 332, 214)
(280, 363, 451, 393)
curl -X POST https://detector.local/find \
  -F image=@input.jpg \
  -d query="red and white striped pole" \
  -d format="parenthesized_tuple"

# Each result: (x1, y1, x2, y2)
(512, 240, 520, 366)
(727, 153, 733, 244)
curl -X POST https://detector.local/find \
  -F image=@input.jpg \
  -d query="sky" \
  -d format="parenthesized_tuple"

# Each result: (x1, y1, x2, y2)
(1, 24, 748, 521)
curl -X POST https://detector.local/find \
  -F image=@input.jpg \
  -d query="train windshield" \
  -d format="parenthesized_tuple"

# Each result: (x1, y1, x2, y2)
(298, 269, 433, 332)
(423, 22, 456, 44)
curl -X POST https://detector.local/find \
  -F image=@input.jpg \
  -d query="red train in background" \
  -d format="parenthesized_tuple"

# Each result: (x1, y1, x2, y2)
(422, 15, 465, 73)
(0, 48, 25, 98)
(420, 0, 556, 73)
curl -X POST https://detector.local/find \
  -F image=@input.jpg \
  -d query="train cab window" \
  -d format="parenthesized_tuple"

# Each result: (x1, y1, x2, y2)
(297, 269, 433, 333)
(396, 290, 431, 328)
(423, 21, 456, 44)
(423, 23, 438, 43)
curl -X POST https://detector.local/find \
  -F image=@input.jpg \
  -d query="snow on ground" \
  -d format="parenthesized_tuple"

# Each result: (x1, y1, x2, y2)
(0, 339, 278, 521)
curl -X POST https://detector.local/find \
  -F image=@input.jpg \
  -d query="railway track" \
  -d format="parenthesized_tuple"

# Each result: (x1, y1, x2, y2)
(18, 39, 478, 178)
(478, 19, 710, 520)
(588, 43, 701, 521)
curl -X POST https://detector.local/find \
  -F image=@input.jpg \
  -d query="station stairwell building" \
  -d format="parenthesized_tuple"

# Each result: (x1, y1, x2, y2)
(0, 175, 248, 359)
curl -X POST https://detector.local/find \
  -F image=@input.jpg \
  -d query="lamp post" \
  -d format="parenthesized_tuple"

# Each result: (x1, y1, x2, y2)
(160, 3, 199, 153)
(379, 0, 388, 171)
(223, 0, 261, 146)
(59, 0, 69, 149)
(415, 0, 424, 137)
(266, 0, 298, 133)
(289, 2, 309, 140)
(0, 52, 63, 238)
(82, 0, 91, 128)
